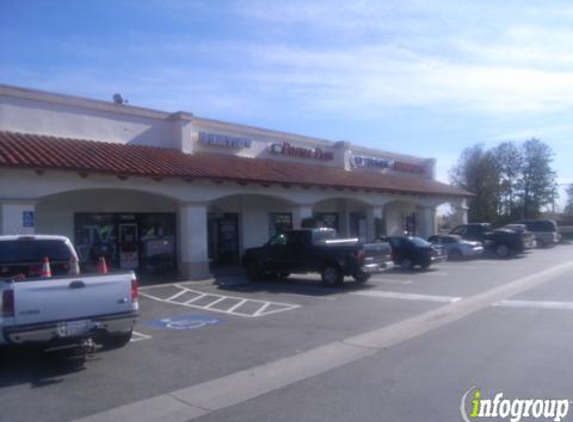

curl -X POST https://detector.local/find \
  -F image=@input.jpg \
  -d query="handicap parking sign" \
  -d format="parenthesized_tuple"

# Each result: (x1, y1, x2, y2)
(144, 314, 222, 330)
(22, 211, 34, 228)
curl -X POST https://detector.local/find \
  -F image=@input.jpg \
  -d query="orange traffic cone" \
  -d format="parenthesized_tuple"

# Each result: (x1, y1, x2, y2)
(41, 257, 52, 278)
(97, 256, 108, 274)
(69, 256, 80, 275)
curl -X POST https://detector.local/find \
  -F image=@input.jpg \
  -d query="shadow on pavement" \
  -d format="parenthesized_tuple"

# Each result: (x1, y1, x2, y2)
(0, 346, 96, 388)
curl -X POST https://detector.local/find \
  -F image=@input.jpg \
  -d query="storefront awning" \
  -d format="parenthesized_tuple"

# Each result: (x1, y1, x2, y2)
(0, 131, 472, 197)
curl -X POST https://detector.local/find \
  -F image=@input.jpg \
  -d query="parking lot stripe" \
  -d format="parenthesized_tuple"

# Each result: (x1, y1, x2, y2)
(493, 299, 573, 310)
(204, 296, 228, 309)
(166, 290, 188, 301)
(351, 290, 461, 303)
(252, 302, 271, 317)
(130, 331, 152, 343)
(140, 287, 300, 318)
(225, 299, 247, 313)
(377, 278, 413, 284)
(184, 293, 208, 304)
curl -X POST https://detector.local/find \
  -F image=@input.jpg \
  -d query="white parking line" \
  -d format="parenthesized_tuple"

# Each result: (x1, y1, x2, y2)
(493, 299, 573, 310)
(204, 297, 228, 309)
(185, 294, 207, 304)
(226, 299, 247, 313)
(423, 272, 449, 276)
(253, 302, 271, 317)
(377, 278, 413, 284)
(166, 290, 188, 301)
(130, 331, 152, 343)
(351, 290, 461, 303)
(140, 285, 300, 318)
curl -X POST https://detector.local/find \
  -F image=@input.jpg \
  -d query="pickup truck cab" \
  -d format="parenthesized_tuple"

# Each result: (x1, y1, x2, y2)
(242, 228, 393, 285)
(0, 235, 138, 350)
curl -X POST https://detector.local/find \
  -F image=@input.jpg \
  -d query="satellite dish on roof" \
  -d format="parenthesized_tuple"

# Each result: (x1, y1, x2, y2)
(112, 93, 128, 105)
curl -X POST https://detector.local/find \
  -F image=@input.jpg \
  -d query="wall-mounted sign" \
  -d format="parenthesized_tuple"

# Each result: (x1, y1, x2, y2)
(351, 155, 393, 169)
(270, 142, 334, 161)
(23, 211, 34, 228)
(199, 132, 251, 149)
(392, 161, 425, 174)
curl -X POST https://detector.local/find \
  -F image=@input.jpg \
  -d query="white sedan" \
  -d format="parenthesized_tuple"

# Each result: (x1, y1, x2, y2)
(428, 234, 484, 260)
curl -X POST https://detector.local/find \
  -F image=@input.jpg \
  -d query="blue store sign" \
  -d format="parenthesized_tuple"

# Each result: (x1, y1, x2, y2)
(22, 211, 35, 228)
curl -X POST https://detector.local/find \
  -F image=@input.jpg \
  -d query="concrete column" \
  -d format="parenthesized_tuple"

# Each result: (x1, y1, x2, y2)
(293, 204, 313, 229)
(337, 199, 349, 237)
(0, 201, 37, 235)
(455, 198, 469, 225)
(366, 206, 383, 242)
(178, 203, 211, 280)
(419, 206, 437, 239)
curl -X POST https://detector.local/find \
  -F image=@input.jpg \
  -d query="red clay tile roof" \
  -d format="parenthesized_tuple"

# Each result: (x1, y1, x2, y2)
(0, 131, 471, 197)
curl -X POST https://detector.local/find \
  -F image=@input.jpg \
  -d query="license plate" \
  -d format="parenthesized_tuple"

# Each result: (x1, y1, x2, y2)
(56, 320, 93, 337)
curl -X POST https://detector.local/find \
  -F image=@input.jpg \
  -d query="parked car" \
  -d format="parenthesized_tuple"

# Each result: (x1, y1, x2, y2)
(515, 219, 560, 247)
(242, 228, 393, 285)
(502, 224, 537, 249)
(427, 234, 484, 260)
(449, 223, 526, 258)
(382, 236, 446, 270)
(0, 235, 139, 351)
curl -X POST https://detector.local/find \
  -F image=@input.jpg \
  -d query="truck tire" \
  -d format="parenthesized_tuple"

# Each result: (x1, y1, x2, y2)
(321, 265, 343, 285)
(100, 331, 132, 350)
(353, 272, 371, 283)
(495, 244, 510, 258)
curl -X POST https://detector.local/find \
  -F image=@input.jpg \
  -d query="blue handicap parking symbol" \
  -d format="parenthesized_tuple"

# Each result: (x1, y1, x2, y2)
(144, 314, 222, 330)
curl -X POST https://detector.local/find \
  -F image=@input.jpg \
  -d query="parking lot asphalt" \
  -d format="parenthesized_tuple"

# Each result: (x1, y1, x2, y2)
(1, 244, 572, 422)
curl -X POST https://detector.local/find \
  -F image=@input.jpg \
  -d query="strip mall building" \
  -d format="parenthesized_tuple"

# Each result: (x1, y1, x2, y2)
(0, 84, 470, 278)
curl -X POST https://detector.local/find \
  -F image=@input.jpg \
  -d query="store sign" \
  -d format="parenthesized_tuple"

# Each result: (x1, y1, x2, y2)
(270, 142, 334, 161)
(199, 132, 251, 149)
(392, 161, 425, 174)
(352, 155, 393, 169)
(351, 155, 424, 173)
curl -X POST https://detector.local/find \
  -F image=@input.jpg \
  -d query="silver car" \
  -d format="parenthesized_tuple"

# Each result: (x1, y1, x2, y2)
(428, 234, 484, 260)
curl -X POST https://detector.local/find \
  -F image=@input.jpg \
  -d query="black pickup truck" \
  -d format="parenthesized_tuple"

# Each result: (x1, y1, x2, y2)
(242, 228, 393, 285)
(449, 223, 526, 258)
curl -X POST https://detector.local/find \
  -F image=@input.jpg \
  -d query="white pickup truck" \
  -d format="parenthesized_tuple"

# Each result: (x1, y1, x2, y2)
(0, 235, 138, 350)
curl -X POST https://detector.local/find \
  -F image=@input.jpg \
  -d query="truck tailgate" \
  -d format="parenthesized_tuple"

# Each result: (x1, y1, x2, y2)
(363, 242, 392, 265)
(12, 272, 135, 326)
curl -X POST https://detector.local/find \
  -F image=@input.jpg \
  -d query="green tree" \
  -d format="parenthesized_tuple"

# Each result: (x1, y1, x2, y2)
(516, 138, 556, 219)
(565, 184, 573, 214)
(492, 141, 522, 221)
(449, 144, 500, 223)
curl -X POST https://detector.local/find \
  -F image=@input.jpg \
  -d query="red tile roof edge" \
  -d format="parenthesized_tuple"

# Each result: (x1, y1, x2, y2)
(0, 131, 473, 198)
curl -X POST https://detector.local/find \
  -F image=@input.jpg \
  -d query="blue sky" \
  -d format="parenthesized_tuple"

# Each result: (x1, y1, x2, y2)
(1, 0, 572, 209)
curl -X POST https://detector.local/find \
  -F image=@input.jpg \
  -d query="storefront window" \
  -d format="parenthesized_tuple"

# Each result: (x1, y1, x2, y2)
(268, 213, 293, 238)
(208, 213, 240, 266)
(349, 212, 367, 242)
(314, 212, 339, 232)
(74, 213, 176, 274)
